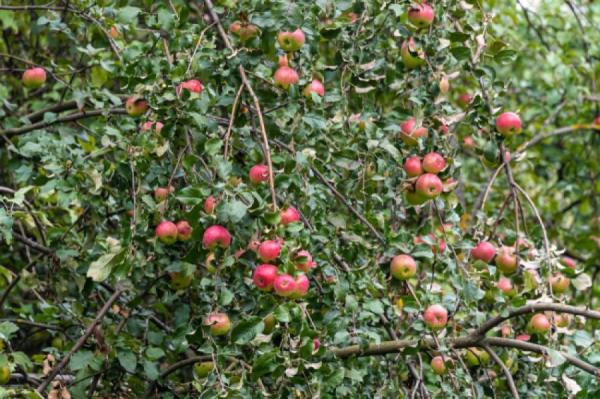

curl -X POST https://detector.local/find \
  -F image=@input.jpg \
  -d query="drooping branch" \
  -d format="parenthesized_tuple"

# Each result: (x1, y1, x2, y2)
(482, 345, 520, 399)
(1, 108, 128, 137)
(36, 287, 125, 394)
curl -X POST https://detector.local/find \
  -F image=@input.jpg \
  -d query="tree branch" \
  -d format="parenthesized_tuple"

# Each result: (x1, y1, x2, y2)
(482, 345, 520, 399)
(36, 287, 125, 394)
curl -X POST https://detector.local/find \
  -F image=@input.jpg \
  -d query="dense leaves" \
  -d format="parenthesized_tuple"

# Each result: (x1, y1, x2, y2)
(0, 0, 599, 398)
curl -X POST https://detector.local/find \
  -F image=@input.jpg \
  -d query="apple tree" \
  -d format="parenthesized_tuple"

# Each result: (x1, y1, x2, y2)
(0, 0, 599, 398)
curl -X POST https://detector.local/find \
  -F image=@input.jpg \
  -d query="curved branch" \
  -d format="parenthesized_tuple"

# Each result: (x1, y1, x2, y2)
(516, 124, 599, 154)
(36, 287, 125, 394)
(1, 108, 128, 137)
(482, 345, 520, 399)
(483, 337, 600, 377)
(473, 303, 600, 338)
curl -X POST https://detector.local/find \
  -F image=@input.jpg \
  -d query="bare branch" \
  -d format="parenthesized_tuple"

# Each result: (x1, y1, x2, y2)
(482, 345, 520, 399)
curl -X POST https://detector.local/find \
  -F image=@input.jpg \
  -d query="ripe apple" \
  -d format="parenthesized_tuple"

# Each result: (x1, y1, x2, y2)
(204, 196, 217, 214)
(496, 277, 516, 297)
(401, 38, 425, 69)
(423, 304, 448, 330)
(405, 188, 428, 205)
(313, 338, 321, 353)
(22, 67, 46, 88)
(176, 79, 203, 96)
(277, 28, 305, 52)
(550, 272, 570, 294)
(431, 356, 446, 375)
(229, 21, 260, 42)
(528, 313, 550, 334)
(141, 121, 164, 134)
(204, 313, 231, 336)
(594, 116, 600, 125)
(169, 271, 193, 290)
(560, 256, 576, 270)
(258, 240, 282, 262)
(439, 75, 449, 94)
(516, 334, 530, 341)
(253, 264, 278, 291)
(155, 221, 178, 244)
(407, 3, 435, 27)
(422, 152, 446, 174)
(295, 250, 317, 272)
(125, 96, 149, 117)
(400, 117, 428, 145)
(495, 246, 517, 274)
(390, 254, 417, 280)
(280, 206, 300, 225)
(273, 274, 297, 297)
(249, 164, 270, 183)
(176, 221, 193, 241)
(193, 361, 214, 378)
(464, 348, 489, 367)
(415, 173, 443, 198)
(292, 273, 310, 298)
(495, 112, 522, 136)
(303, 79, 325, 97)
(457, 93, 473, 109)
(403, 156, 423, 177)
(154, 186, 174, 202)
(471, 241, 496, 263)
(274, 65, 299, 88)
(202, 225, 232, 249)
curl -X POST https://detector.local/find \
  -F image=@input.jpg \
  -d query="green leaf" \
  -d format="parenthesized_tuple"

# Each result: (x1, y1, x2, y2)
(231, 317, 264, 345)
(86, 248, 126, 282)
(145, 347, 165, 361)
(0, 322, 18, 340)
(118, 351, 137, 373)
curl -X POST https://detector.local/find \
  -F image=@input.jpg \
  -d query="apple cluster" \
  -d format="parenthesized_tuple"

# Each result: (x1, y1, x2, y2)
(403, 152, 448, 205)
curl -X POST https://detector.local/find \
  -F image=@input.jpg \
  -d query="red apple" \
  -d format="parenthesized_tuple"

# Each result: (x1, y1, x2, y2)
(438, 123, 449, 134)
(274, 65, 299, 88)
(401, 38, 425, 69)
(141, 121, 164, 134)
(202, 225, 232, 249)
(560, 256, 576, 270)
(249, 164, 270, 184)
(496, 277, 515, 297)
(154, 186, 174, 202)
(303, 79, 325, 97)
(400, 117, 428, 145)
(125, 96, 149, 117)
(280, 206, 300, 225)
(277, 28, 305, 52)
(295, 250, 317, 272)
(471, 241, 496, 263)
(516, 334, 530, 341)
(313, 338, 321, 353)
(176, 221, 193, 241)
(390, 254, 417, 280)
(528, 313, 550, 334)
(457, 93, 472, 109)
(273, 274, 297, 297)
(155, 221, 178, 244)
(551, 273, 570, 294)
(423, 304, 448, 330)
(431, 356, 446, 375)
(495, 246, 517, 274)
(22, 67, 47, 89)
(176, 79, 203, 96)
(292, 273, 310, 298)
(204, 196, 217, 214)
(594, 116, 600, 125)
(496, 112, 522, 136)
(407, 3, 435, 27)
(403, 156, 423, 177)
(415, 173, 443, 198)
(253, 264, 279, 291)
(204, 313, 231, 336)
(258, 240, 282, 262)
(422, 152, 446, 174)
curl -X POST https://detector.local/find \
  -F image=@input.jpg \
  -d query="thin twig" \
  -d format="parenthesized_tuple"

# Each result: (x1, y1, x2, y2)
(223, 84, 244, 158)
(482, 345, 520, 399)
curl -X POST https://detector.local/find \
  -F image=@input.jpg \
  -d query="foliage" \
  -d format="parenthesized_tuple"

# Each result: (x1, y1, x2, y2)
(0, 0, 599, 398)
